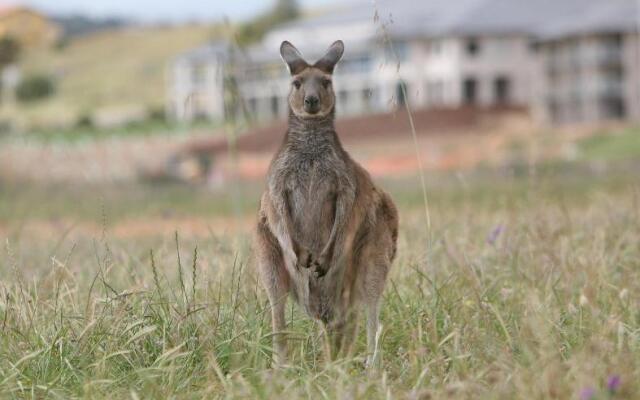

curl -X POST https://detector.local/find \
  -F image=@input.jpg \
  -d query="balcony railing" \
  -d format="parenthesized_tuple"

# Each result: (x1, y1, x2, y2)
(546, 44, 623, 74)
(598, 80, 624, 97)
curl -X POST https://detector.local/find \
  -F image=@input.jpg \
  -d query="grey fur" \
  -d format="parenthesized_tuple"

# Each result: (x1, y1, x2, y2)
(255, 40, 399, 367)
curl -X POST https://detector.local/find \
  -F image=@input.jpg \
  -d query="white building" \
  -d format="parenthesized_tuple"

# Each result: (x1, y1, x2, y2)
(167, 0, 640, 125)
(534, 1, 640, 124)
(167, 42, 229, 121)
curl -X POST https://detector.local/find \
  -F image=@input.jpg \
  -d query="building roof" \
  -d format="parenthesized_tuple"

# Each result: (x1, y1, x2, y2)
(176, 40, 231, 64)
(273, 0, 639, 38)
(177, 0, 640, 65)
(274, 1, 373, 32)
(450, 0, 585, 36)
(536, 0, 640, 40)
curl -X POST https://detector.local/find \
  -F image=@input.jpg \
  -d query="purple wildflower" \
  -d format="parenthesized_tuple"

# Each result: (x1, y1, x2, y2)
(579, 387, 596, 400)
(486, 224, 504, 245)
(607, 375, 621, 393)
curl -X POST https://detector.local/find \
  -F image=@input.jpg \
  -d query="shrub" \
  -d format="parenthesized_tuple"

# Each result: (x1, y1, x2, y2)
(147, 106, 167, 122)
(54, 37, 70, 51)
(0, 36, 20, 67)
(75, 113, 94, 129)
(15, 75, 55, 102)
(237, 0, 298, 45)
(0, 119, 12, 136)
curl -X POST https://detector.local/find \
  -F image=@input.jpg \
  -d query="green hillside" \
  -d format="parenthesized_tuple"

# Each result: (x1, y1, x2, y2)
(1, 24, 220, 130)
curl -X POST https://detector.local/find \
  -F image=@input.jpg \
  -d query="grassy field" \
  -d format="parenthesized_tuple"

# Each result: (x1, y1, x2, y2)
(578, 126, 640, 162)
(1, 168, 639, 399)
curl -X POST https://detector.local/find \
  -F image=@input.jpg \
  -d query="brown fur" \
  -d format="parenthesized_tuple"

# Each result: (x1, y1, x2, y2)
(255, 40, 399, 367)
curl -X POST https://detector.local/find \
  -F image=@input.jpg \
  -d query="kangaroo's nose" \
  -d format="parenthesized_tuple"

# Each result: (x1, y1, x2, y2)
(304, 96, 319, 108)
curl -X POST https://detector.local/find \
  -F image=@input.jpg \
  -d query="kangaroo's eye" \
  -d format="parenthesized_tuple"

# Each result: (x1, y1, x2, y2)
(293, 80, 301, 89)
(322, 79, 331, 88)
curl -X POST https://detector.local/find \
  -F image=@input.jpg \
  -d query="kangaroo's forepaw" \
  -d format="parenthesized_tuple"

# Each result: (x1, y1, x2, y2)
(311, 258, 328, 278)
(296, 249, 313, 270)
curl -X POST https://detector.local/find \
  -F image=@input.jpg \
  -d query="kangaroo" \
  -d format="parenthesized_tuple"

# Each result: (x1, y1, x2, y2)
(255, 40, 398, 367)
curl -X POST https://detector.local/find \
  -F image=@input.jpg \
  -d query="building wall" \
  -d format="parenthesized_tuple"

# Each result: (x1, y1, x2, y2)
(369, 35, 537, 112)
(168, 28, 637, 125)
(169, 35, 535, 124)
(168, 58, 225, 121)
(456, 35, 535, 107)
(237, 60, 289, 121)
(536, 32, 639, 125)
(623, 32, 640, 122)
(418, 38, 466, 107)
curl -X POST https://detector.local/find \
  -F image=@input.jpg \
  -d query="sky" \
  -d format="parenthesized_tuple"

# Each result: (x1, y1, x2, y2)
(13, 0, 342, 22)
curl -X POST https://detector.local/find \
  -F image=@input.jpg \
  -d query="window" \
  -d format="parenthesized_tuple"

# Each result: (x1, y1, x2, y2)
(271, 96, 279, 117)
(602, 33, 623, 48)
(191, 63, 207, 84)
(494, 76, 511, 105)
(192, 94, 208, 119)
(569, 93, 583, 121)
(341, 56, 373, 73)
(362, 88, 374, 109)
(604, 65, 624, 80)
(339, 90, 349, 105)
(466, 38, 480, 56)
(568, 40, 580, 68)
(529, 41, 541, 53)
(248, 98, 257, 115)
(396, 81, 408, 107)
(599, 96, 626, 119)
(463, 78, 478, 104)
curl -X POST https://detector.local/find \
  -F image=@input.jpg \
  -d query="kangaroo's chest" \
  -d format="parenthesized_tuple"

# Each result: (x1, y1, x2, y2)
(283, 155, 340, 249)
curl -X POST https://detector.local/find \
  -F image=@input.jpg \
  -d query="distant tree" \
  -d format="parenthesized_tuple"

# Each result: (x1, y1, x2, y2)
(147, 106, 167, 122)
(0, 36, 20, 68)
(237, 0, 299, 45)
(15, 75, 55, 102)
(53, 15, 131, 39)
(75, 112, 94, 129)
(54, 36, 70, 52)
(273, 0, 299, 21)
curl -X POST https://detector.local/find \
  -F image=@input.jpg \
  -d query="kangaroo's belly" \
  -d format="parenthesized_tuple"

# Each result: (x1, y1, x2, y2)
(283, 164, 343, 321)
(289, 185, 334, 255)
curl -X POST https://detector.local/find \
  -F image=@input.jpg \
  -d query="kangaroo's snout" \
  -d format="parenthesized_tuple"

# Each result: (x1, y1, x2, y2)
(304, 95, 320, 113)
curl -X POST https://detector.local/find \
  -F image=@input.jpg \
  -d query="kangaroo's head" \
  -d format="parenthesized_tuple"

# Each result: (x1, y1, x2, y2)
(280, 40, 344, 119)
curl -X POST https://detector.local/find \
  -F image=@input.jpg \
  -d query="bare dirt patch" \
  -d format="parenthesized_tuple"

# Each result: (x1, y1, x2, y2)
(177, 107, 535, 181)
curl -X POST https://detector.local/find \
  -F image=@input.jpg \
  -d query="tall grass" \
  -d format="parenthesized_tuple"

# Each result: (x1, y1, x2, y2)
(1, 178, 639, 398)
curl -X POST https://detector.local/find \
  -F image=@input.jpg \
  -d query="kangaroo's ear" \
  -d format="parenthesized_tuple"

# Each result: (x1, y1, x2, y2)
(314, 40, 344, 74)
(280, 41, 308, 75)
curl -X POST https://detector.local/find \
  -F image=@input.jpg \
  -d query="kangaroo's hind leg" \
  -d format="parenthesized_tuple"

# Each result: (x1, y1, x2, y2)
(256, 214, 290, 366)
(364, 196, 398, 369)
(324, 308, 359, 360)
(364, 266, 386, 369)
(357, 241, 391, 369)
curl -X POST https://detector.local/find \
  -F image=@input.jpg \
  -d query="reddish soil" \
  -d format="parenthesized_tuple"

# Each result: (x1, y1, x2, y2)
(182, 106, 527, 157)
(159, 106, 534, 183)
